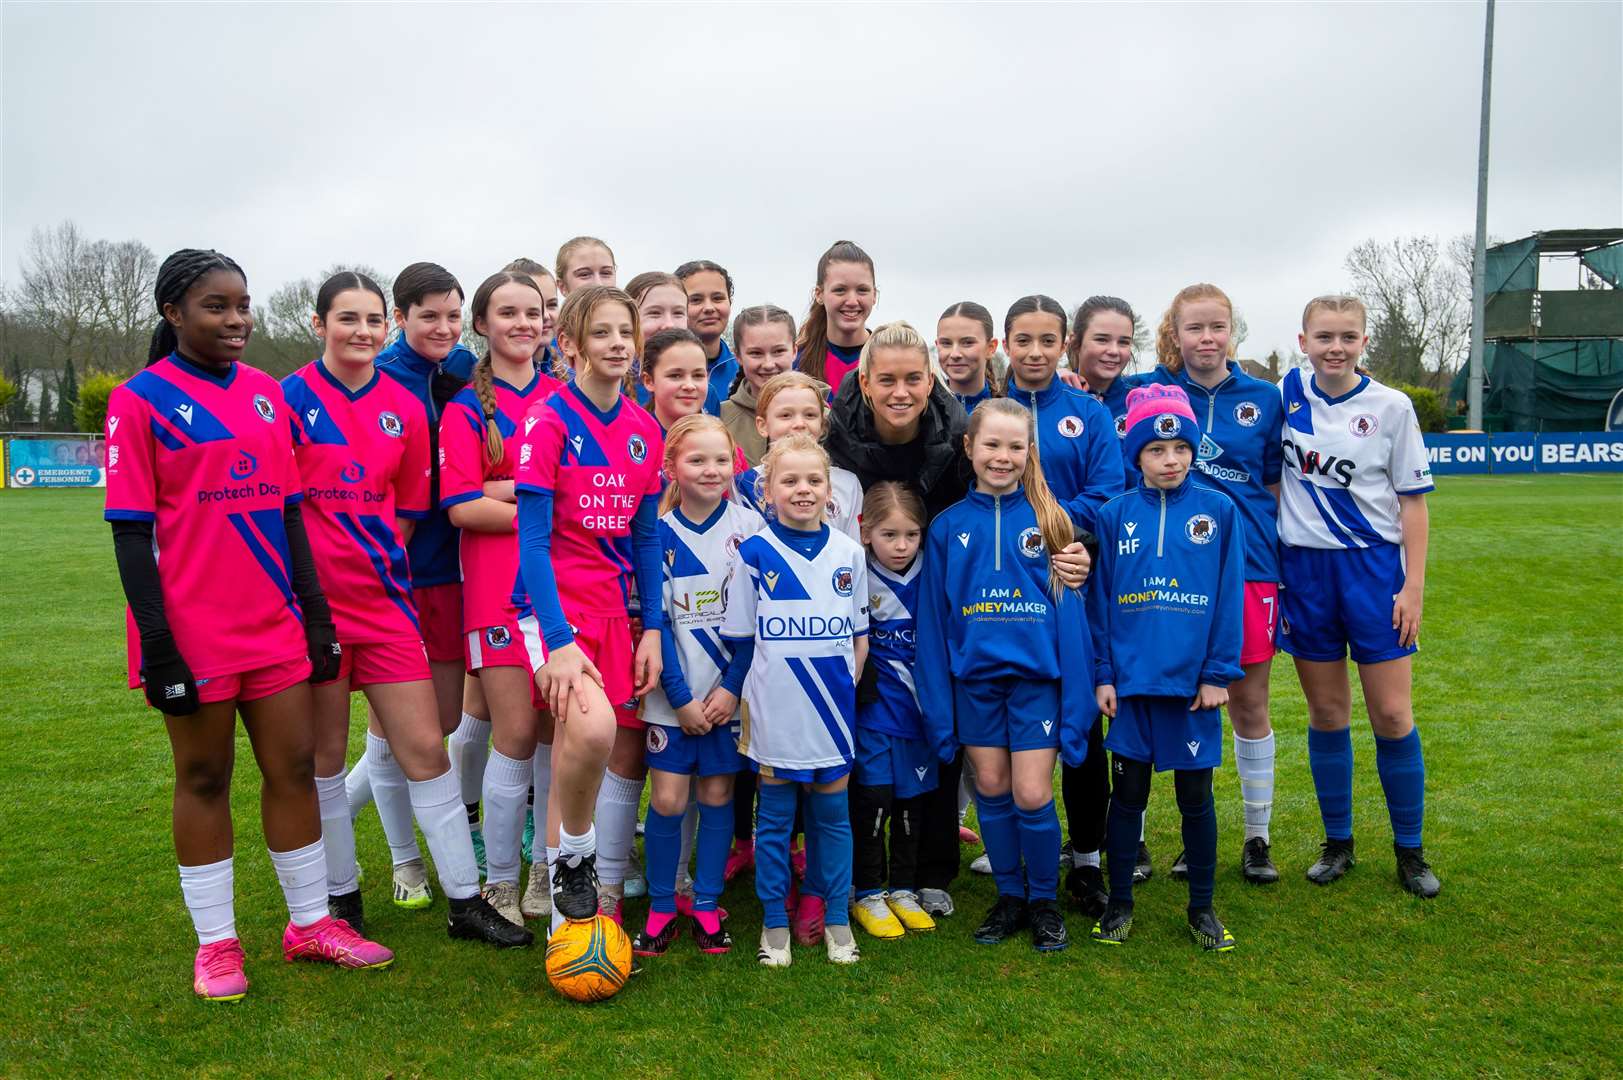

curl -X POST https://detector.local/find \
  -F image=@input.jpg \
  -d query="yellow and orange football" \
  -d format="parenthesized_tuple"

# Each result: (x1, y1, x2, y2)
(545, 915, 633, 1002)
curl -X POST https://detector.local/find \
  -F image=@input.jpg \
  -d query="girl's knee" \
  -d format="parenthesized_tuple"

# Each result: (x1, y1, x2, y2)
(1110, 756, 1152, 811)
(1173, 768, 1213, 814)
(1012, 779, 1053, 811)
(175, 757, 233, 803)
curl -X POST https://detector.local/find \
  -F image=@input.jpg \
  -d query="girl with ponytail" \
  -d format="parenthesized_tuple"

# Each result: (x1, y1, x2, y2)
(438, 271, 562, 926)
(795, 241, 876, 397)
(914, 398, 1097, 955)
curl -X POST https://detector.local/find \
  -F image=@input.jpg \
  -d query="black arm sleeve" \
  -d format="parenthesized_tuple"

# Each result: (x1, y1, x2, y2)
(111, 520, 181, 664)
(283, 501, 333, 626)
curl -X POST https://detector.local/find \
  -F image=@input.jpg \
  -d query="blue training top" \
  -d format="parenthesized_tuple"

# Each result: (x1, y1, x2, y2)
(1003, 376, 1125, 536)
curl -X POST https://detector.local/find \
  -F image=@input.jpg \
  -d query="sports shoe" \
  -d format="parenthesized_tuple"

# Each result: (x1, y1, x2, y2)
(958, 825, 981, 845)
(691, 918, 732, 955)
(1090, 900, 1134, 945)
(551, 852, 600, 922)
(283, 915, 393, 969)
(1029, 898, 1069, 952)
(521, 862, 551, 920)
(597, 882, 625, 926)
(886, 890, 937, 933)
(470, 826, 487, 877)
(792, 893, 826, 946)
(853, 893, 905, 939)
(973, 895, 1029, 944)
(623, 869, 647, 899)
(675, 891, 729, 922)
(1188, 907, 1236, 952)
(327, 889, 365, 934)
(1306, 837, 1356, 885)
(918, 888, 955, 917)
(1241, 837, 1280, 884)
(1065, 863, 1109, 920)
(192, 938, 248, 1003)
(970, 853, 993, 875)
(447, 893, 534, 947)
(632, 915, 681, 957)
(724, 838, 755, 882)
(521, 809, 535, 865)
(757, 926, 792, 967)
(483, 880, 524, 926)
(1170, 849, 1189, 881)
(1060, 842, 1078, 870)
(392, 859, 433, 910)
(1135, 842, 1154, 884)
(1395, 844, 1441, 898)
(824, 924, 860, 964)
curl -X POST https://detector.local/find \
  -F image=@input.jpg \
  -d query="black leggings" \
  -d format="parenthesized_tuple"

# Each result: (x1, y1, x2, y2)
(1061, 716, 1108, 852)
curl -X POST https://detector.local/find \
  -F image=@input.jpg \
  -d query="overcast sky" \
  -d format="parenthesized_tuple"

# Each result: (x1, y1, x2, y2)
(3, 2, 1619, 362)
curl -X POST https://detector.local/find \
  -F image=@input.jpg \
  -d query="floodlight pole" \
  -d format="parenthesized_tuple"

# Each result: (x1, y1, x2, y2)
(1468, 0, 1495, 430)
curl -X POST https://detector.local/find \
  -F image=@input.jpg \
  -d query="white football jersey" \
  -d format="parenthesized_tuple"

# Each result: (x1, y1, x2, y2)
(1278, 368, 1434, 549)
(642, 500, 766, 728)
(721, 523, 870, 770)
(733, 463, 863, 543)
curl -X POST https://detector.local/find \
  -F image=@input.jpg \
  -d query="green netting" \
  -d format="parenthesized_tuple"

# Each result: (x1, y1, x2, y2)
(1486, 236, 1538, 294)
(1479, 340, 1623, 432)
(1580, 242, 1623, 287)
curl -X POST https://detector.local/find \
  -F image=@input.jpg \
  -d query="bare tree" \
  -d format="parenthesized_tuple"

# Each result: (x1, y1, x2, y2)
(88, 239, 158, 370)
(18, 222, 100, 369)
(1345, 235, 1469, 389)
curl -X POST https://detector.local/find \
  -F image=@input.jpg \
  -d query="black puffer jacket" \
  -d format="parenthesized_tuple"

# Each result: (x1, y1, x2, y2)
(825, 374, 971, 524)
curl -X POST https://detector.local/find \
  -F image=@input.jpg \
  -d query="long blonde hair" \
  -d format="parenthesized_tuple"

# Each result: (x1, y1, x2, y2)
(965, 398, 1074, 597)
(556, 285, 642, 397)
(1156, 283, 1236, 374)
(658, 414, 735, 515)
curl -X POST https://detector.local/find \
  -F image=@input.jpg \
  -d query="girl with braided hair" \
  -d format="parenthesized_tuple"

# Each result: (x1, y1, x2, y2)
(439, 272, 562, 926)
(105, 249, 392, 1002)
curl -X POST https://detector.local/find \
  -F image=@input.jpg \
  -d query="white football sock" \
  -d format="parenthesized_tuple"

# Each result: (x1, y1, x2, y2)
(1234, 732, 1277, 842)
(449, 712, 492, 808)
(179, 857, 236, 944)
(315, 772, 359, 895)
(366, 731, 422, 866)
(483, 749, 531, 886)
(1073, 849, 1101, 868)
(530, 743, 552, 864)
(560, 824, 596, 859)
(345, 752, 372, 820)
(593, 771, 642, 886)
(410, 767, 479, 900)
(269, 838, 328, 928)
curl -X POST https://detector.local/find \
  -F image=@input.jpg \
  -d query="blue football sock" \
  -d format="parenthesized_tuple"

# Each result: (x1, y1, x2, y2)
(642, 804, 684, 915)
(799, 788, 823, 901)
(755, 780, 797, 929)
(1015, 799, 1062, 901)
(693, 800, 733, 911)
(1375, 728, 1426, 848)
(1175, 776, 1218, 911)
(974, 790, 1024, 899)
(809, 788, 853, 927)
(1308, 726, 1355, 841)
(1105, 794, 1142, 904)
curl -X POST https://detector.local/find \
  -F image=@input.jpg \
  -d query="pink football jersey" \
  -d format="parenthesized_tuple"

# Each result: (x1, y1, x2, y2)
(282, 360, 432, 644)
(440, 370, 562, 632)
(513, 383, 664, 618)
(104, 355, 308, 684)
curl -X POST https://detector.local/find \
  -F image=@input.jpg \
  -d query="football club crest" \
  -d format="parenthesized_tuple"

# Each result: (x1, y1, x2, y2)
(1057, 415, 1084, 438)
(645, 726, 669, 754)
(627, 434, 647, 463)
(1018, 526, 1043, 558)
(832, 566, 854, 596)
(1234, 401, 1261, 427)
(1185, 513, 1216, 544)
(378, 411, 403, 438)
(485, 626, 512, 648)
(726, 533, 744, 556)
(254, 394, 275, 423)
(1154, 414, 1181, 438)
(1114, 414, 1127, 438)
(1349, 413, 1379, 438)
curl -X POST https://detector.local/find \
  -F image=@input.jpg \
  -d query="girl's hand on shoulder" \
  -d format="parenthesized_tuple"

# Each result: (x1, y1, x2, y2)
(537, 642, 604, 718)
(1095, 684, 1117, 718)
(633, 630, 663, 696)
(700, 687, 738, 728)
(1393, 584, 1423, 648)
(1054, 542, 1091, 589)
(1058, 370, 1086, 391)
(675, 702, 712, 736)
(1191, 684, 1228, 711)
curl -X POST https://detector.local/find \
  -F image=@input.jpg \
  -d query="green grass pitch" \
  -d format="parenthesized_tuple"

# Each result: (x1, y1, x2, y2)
(0, 476, 1618, 1079)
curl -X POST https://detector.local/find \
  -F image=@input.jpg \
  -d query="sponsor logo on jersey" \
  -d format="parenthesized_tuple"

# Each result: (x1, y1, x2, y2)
(340, 460, 365, 484)
(1349, 413, 1378, 437)
(1198, 434, 1223, 462)
(758, 613, 856, 640)
(1118, 519, 1141, 555)
(1154, 414, 1180, 437)
(1057, 415, 1084, 438)
(1186, 740, 1201, 757)
(485, 625, 512, 648)
(1185, 513, 1215, 544)
(627, 434, 647, 463)
(957, 532, 970, 548)
(107, 445, 120, 468)
(437, 446, 446, 466)
(645, 725, 669, 754)
(175, 403, 194, 425)
(1284, 438, 1356, 486)
(378, 411, 403, 438)
(519, 443, 532, 466)
(1018, 526, 1043, 558)
(254, 394, 275, 423)
(1234, 401, 1261, 427)
(832, 566, 854, 596)
(229, 451, 258, 481)
(1114, 414, 1127, 438)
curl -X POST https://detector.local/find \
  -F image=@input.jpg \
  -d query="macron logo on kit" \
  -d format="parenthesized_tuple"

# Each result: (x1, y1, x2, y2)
(570, 434, 584, 456)
(175, 404, 194, 425)
(914, 766, 928, 781)
(306, 408, 320, 427)
(1125, 521, 1137, 535)
(957, 533, 970, 548)
(1041, 719, 1054, 735)
(524, 416, 539, 435)
(1187, 740, 1201, 757)
(107, 416, 120, 436)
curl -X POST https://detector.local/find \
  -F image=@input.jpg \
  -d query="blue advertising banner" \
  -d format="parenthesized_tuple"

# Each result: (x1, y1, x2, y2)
(1422, 432, 1623, 475)
(5, 437, 106, 487)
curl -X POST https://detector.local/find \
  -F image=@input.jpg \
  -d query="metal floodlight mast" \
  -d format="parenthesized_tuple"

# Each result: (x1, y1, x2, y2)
(1468, 0, 1495, 430)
